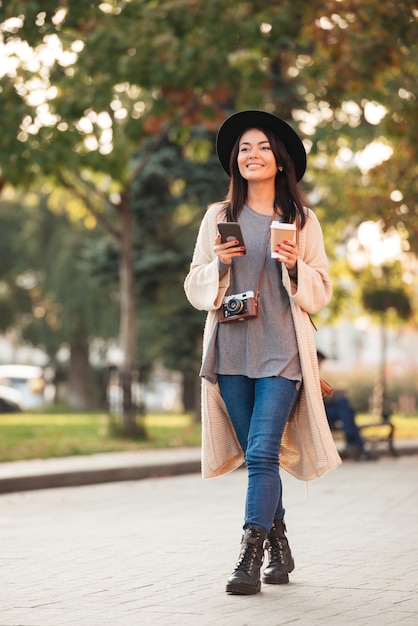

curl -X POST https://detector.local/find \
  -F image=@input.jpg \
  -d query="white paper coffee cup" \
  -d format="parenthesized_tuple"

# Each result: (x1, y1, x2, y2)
(270, 222, 296, 259)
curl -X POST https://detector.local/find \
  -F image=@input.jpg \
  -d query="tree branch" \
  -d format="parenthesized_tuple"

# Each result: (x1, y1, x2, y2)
(56, 171, 122, 240)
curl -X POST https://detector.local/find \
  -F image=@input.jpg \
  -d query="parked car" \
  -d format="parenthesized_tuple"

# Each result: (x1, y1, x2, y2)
(0, 364, 45, 409)
(0, 384, 23, 413)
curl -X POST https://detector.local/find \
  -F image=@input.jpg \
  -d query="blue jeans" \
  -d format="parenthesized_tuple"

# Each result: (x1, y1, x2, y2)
(218, 375, 299, 534)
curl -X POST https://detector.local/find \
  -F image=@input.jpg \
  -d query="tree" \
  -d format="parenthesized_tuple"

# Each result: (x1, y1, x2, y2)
(299, 0, 417, 247)
(0, 191, 118, 407)
(1, 1, 416, 423)
(130, 133, 227, 413)
(0, 0, 313, 426)
(0, 196, 34, 337)
(361, 263, 412, 417)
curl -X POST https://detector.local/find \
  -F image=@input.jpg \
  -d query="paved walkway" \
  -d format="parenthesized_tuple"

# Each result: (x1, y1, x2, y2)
(0, 438, 417, 494)
(0, 447, 202, 493)
(0, 448, 417, 625)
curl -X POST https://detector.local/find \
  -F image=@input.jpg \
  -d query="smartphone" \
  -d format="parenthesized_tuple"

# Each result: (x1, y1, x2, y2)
(217, 222, 246, 254)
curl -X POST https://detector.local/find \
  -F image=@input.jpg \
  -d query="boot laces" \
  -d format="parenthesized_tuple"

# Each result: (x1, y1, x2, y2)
(236, 543, 259, 570)
(269, 539, 286, 565)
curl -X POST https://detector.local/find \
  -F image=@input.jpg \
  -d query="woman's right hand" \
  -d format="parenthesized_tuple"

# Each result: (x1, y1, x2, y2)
(213, 233, 246, 265)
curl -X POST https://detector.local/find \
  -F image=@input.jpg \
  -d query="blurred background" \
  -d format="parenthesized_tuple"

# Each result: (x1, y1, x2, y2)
(0, 1, 416, 449)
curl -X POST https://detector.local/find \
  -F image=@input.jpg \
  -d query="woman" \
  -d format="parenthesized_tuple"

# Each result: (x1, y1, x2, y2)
(184, 110, 341, 596)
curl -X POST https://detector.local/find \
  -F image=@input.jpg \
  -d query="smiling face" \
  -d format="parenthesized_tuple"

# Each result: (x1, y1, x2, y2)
(237, 128, 279, 184)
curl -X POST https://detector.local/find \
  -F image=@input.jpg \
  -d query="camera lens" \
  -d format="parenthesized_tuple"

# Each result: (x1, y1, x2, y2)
(226, 298, 243, 314)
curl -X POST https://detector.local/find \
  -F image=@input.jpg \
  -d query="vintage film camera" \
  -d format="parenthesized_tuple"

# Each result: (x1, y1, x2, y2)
(219, 291, 259, 323)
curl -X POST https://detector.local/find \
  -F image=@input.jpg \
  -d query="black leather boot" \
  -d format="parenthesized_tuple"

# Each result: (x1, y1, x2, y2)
(262, 518, 295, 584)
(226, 525, 267, 595)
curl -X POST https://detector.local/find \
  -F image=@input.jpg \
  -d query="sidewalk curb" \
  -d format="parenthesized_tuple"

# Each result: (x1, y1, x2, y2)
(0, 441, 417, 495)
(0, 459, 202, 494)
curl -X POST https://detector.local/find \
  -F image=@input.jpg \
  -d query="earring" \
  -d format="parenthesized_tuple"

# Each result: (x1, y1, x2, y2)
(278, 166, 283, 171)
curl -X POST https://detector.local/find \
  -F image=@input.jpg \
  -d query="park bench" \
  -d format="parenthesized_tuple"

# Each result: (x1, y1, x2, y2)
(331, 413, 396, 457)
(357, 414, 396, 456)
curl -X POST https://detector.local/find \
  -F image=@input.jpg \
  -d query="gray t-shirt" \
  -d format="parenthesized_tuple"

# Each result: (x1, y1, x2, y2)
(201, 204, 301, 382)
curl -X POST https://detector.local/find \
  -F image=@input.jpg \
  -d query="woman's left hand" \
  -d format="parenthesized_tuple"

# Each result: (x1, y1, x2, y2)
(275, 239, 298, 270)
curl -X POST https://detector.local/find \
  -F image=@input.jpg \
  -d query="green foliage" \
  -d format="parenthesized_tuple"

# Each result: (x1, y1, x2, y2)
(362, 287, 412, 320)
(300, 0, 418, 249)
(1, 0, 417, 394)
(2, 1, 416, 232)
(0, 0, 315, 190)
(0, 198, 34, 330)
(357, 262, 413, 325)
(0, 192, 118, 360)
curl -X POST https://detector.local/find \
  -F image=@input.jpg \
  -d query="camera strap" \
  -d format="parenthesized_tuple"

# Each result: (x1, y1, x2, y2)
(254, 226, 272, 302)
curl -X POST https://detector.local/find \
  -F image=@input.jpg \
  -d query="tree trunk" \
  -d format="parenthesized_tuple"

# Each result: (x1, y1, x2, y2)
(67, 342, 97, 410)
(119, 195, 136, 372)
(117, 195, 145, 436)
(182, 371, 195, 412)
(182, 370, 201, 423)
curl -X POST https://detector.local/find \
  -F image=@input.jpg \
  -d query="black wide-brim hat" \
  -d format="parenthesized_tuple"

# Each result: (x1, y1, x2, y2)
(216, 110, 307, 181)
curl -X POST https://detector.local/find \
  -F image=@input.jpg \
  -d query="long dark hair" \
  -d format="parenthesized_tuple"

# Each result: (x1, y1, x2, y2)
(223, 127, 307, 228)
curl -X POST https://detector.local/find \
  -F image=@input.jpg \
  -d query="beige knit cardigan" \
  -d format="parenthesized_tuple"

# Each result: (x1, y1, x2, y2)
(184, 202, 341, 482)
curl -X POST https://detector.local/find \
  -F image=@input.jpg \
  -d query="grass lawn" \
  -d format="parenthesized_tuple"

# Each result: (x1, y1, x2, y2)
(357, 413, 418, 439)
(0, 410, 417, 463)
(0, 412, 201, 463)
